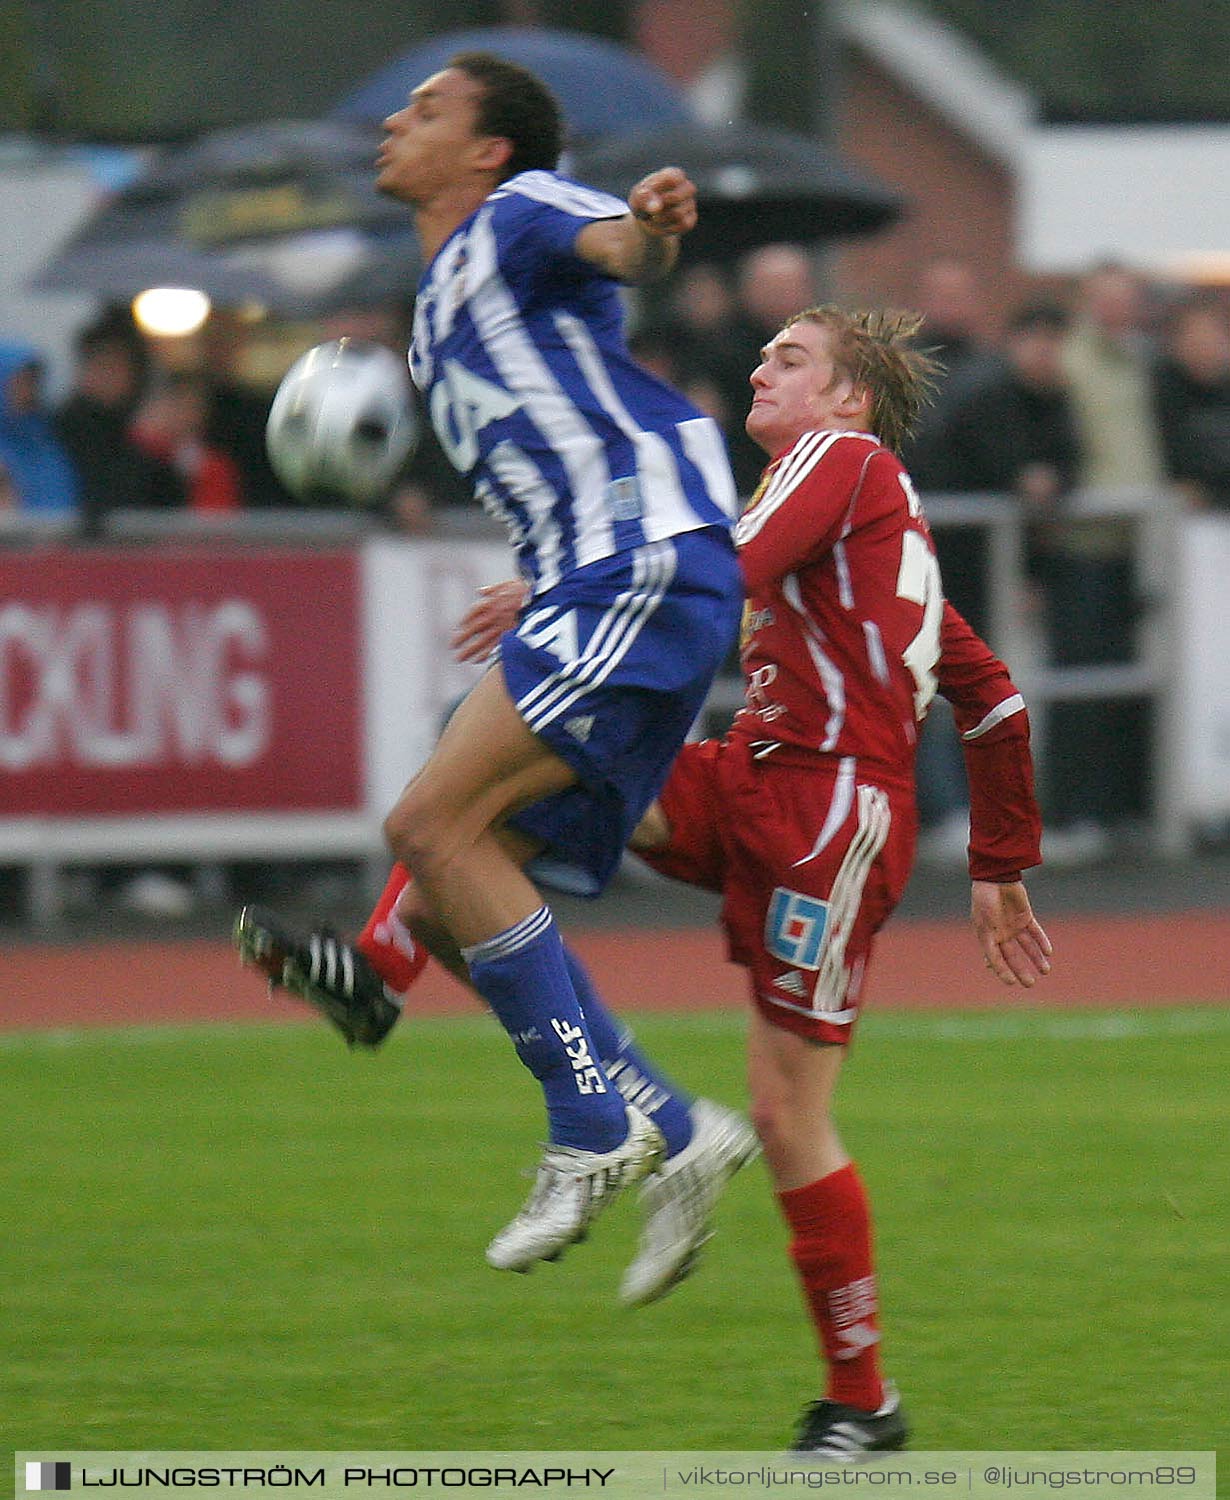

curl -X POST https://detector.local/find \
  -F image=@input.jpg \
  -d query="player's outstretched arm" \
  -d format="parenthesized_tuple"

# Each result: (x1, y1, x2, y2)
(971, 879, 1053, 988)
(574, 167, 697, 283)
(451, 579, 528, 663)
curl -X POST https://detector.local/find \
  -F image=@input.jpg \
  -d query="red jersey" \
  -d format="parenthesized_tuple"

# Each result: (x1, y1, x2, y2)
(729, 428, 1041, 880)
(731, 430, 940, 781)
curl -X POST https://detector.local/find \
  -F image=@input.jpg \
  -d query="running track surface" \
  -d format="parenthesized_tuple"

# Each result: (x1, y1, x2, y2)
(4, 909, 1228, 1030)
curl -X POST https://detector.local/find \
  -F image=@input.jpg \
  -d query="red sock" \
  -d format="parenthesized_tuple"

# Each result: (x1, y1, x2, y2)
(778, 1162, 884, 1412)
(356, 862, 428, 996)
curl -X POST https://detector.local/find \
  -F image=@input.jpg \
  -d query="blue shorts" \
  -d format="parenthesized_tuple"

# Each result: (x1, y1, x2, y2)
(502, 527, 741, 896)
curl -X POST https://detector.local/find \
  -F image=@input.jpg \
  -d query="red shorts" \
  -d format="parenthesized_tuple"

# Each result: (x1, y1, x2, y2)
(639, 739, 917, 1044)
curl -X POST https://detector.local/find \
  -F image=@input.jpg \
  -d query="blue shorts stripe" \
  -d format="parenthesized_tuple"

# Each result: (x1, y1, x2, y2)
(523, 546, 671, 728)
(501, 526, 741, 896)
(516, 541, 676, 732)
(522, 557, 667, 729)
(516, 574, 647, 723)
(516, 542, 672, 724)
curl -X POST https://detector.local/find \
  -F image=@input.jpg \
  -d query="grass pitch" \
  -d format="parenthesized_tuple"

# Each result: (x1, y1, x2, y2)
(4, 1005, 1227, 1457)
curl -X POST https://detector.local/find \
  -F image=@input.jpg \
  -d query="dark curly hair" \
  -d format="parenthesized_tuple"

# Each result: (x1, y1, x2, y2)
(449, 51, 564, 181)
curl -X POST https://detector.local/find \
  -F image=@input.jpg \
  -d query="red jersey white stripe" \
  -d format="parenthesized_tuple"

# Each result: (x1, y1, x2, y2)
(730, 427, 1042, 879)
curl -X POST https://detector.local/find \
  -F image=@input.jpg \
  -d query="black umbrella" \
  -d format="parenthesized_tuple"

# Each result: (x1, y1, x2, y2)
(32, 120, 421, 317)
(333, 26, 692, 143)
(572, 121, 905, 258)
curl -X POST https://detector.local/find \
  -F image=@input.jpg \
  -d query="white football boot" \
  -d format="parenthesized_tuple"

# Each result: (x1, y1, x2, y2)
(620, 1097, 760, 1307)
(486, 1106, 665, 1273)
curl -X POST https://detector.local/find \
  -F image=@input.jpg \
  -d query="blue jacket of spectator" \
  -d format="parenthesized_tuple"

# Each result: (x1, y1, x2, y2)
(0, 340, 79, 514)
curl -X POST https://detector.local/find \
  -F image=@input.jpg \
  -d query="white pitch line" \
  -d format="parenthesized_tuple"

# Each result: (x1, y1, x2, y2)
(865, 1007, 1230, 1042)
(2, 1006, 1230, 1051)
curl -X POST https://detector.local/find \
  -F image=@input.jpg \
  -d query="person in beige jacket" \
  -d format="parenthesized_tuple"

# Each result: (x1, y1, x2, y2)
(1043, 262, 1165, 863)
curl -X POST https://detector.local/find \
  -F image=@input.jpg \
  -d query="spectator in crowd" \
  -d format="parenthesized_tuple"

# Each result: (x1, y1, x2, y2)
(902, 256, 1002, 632)
(912, 301, 1083, 865)
(0, 458, 17, 512)
(129, 371, 245, 514)
(203, 311, 295, 509)
(1153, 293, 1230, 512)
(0, 340, 79, 518)
(733, 244, 821, 365)
(659, 261, 737, 370)
(1063, 261, 1165, 492)
(896, 258, 1001, 863)
(908, 257, 997, 386)
(922, 300, 1082, 518)
(55, 309, 182, 532)
(672, 261, 736, 334)
(714, 244, 821, 496)
(627, 324, 686, 385)
(1044, 261, 1166, 862)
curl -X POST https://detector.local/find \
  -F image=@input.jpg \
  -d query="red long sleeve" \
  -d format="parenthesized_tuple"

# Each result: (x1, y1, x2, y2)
(937, 602, 1042, 880)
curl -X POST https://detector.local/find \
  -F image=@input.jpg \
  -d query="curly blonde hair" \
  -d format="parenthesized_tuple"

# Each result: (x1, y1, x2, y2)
(785, 305, 941, 455)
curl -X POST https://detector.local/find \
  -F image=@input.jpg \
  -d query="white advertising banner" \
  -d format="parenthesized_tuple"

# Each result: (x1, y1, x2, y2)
(361, 536, 514, 814)
(1177, 514, 1230, 821)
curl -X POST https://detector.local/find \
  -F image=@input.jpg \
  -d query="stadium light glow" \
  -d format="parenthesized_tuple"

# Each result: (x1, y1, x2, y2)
(132, 287, 212, 337)
(1161, 252, 1230, 286)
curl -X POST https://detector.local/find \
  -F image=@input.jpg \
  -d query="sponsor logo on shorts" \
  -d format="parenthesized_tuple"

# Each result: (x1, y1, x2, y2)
(765, 887, 830, 971)
(563, 714, 595, 743)
(518, 605, 580, 664)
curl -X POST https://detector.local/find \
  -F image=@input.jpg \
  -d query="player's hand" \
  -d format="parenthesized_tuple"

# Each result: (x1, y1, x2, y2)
(629, 167, 698, 238)
(971, 879, 1053, 987)
(451, 579, 528, 664)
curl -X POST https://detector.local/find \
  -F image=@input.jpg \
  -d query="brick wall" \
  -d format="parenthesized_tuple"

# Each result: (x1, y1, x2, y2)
(831, 50, 1028, 338)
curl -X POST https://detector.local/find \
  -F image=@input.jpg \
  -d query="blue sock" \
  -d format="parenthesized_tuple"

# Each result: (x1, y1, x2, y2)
(463, 907, 628, 1152)
(563, 946, 695, 1159)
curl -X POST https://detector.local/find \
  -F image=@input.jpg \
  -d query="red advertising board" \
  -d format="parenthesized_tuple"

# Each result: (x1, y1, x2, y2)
(0, 548, 363, 816)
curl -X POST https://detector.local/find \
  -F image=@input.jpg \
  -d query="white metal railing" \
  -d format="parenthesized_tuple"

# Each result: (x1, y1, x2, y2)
(704, 487, 1186, 855)
(0, 489, 1186, 926)
(0, 506, 507, 547)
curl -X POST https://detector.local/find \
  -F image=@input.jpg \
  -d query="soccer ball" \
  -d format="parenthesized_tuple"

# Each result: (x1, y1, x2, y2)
(265, 338, 418, 504)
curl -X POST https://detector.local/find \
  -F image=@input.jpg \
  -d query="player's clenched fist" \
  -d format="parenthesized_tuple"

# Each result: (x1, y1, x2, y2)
(629, 167, 698, 237)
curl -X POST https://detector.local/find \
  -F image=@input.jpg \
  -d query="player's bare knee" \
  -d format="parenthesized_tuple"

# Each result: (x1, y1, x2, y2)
(383, 794, 446, 874)
(748, 1091, 791, 1168)
(385, 820, 429, 876)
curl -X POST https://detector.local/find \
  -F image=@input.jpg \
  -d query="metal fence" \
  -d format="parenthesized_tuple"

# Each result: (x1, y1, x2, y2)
(0, 486, 1186, 927)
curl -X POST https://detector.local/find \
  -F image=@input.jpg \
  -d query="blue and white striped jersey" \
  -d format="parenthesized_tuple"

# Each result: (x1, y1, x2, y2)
(408, 169, 738, 595)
